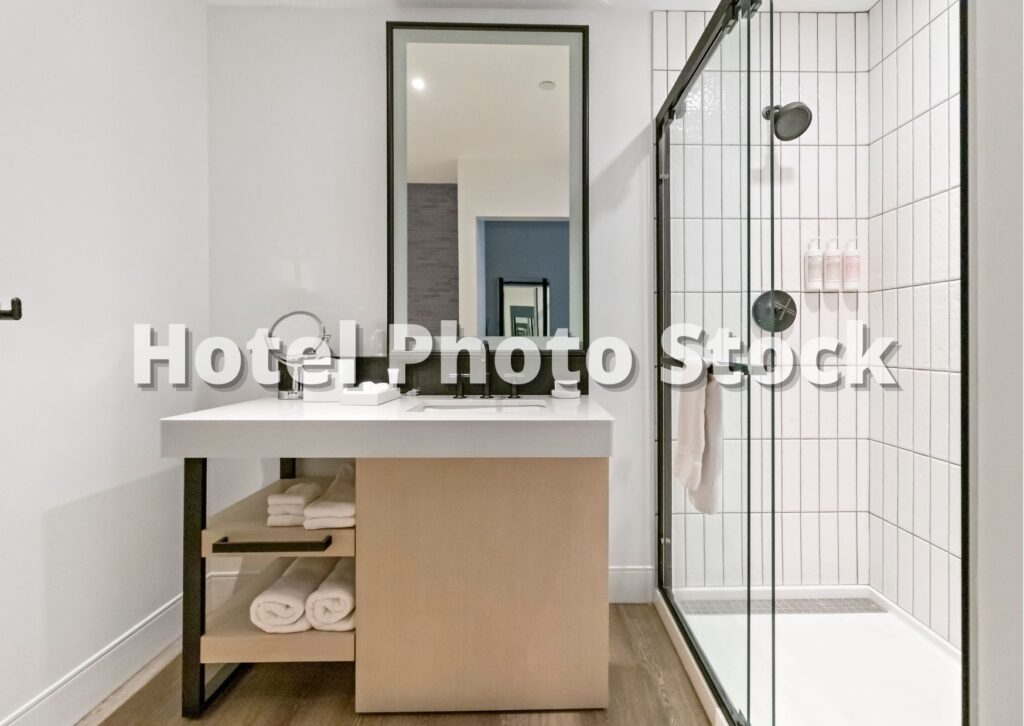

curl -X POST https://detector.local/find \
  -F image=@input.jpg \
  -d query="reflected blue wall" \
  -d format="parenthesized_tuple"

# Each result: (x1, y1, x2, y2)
(481, 219, 570, 336)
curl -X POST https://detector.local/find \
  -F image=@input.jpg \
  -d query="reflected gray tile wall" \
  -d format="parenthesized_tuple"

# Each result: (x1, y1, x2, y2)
(407, 183, 459, 335)
(355, 354, 588, 396)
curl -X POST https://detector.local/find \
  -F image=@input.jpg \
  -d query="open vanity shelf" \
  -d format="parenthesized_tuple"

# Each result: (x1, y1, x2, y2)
(201, 557, 355, 664)
(203, 476, 355, 558)
(163, 395, 613, 717)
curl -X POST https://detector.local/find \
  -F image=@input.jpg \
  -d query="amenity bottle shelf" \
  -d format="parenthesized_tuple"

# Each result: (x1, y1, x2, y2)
(202, 477, 355, 558)
(201, 558, 355, 664)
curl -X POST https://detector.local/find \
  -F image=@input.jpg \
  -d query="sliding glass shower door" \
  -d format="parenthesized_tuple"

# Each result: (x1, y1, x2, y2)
(656, 2, 774, 724)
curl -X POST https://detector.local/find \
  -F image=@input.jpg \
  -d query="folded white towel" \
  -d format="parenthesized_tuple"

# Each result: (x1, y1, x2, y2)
(304, 516, 355, 530)
(268, 504, 304, 516)
(250, 558, 336, 633)
(305, 559, 356, 632)
(267, 481, 324, 508)
(304, 470, 355, 520)
(267, 514, 304, 527)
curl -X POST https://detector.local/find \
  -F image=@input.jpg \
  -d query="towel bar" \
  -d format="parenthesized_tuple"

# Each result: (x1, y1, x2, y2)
(211, 535, 332, 553)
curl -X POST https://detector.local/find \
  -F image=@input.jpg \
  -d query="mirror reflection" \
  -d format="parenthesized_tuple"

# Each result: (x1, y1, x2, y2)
(390, 25, 586, 347)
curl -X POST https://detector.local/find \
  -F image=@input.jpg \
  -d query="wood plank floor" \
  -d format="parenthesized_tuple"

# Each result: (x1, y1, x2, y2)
(100, 605, 708, 726)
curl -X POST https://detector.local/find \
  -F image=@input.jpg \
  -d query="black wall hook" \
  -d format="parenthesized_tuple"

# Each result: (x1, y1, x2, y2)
(0, 298, 21, 321)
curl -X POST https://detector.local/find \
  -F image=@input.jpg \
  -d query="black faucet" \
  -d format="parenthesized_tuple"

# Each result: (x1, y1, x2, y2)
(480, 340, 493, 399)
(452, 372, 470, 399)
(449, 341, 492, 399)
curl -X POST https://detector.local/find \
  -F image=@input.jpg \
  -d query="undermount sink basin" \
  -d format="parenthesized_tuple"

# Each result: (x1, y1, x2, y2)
(408, 399, 549, 413)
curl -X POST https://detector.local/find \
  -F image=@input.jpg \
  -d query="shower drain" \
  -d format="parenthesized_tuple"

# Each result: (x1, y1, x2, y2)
(677, 597, 884, 615)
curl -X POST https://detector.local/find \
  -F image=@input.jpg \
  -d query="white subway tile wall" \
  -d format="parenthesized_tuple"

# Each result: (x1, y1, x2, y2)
(654, 0, 962, 650)
(864, 0, 961, 649)
(660, 9, 873, 598)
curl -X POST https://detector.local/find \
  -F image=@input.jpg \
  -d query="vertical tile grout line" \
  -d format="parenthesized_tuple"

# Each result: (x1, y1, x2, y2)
(836, 12, 843, 586)
(768, 5, 776, 722)
(719, 24, 725, 592)
(699, 9, 707, 588)
(794, 9, 803, 592)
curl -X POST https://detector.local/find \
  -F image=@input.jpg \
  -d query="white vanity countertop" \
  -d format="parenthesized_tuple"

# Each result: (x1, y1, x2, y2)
(161, 395, 613, 458)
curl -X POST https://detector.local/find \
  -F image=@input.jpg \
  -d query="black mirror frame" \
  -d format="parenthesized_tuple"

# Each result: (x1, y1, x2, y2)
(386, 21, 589, 352)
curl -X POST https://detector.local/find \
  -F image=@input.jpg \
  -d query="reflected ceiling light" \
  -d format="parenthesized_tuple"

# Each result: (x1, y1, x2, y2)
(411, 77, 426, 91)
(538, 80, 556, 91)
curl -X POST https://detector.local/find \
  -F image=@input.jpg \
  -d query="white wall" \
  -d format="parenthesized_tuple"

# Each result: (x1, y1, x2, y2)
(207, 5, 656, 601)
(0, 1, 209, 722)
(969, 0, 1023, 722)
(456, 158, 569, 333)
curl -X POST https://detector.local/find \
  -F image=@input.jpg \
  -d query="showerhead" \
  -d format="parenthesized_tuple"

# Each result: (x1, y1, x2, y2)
(762, 101, 813, 141)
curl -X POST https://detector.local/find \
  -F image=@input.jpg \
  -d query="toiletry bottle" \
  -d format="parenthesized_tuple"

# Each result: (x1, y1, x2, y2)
(823, 239, 843, 291)
(804, 238, 823, 291)
(842, 238, 861, 291)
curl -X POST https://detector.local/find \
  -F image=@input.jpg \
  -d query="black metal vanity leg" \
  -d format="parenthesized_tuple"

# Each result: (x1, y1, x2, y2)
(280, 457, 296, 479)
(182, 457, 207, 718)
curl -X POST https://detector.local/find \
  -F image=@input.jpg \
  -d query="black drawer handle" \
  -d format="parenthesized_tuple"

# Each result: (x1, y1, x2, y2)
(211, 535, 332, 553)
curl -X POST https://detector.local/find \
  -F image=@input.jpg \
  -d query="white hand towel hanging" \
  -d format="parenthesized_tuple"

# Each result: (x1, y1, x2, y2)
(672, 365, 723, 514)
(688, 373, 723, 514)
(673, 371, 708, 492)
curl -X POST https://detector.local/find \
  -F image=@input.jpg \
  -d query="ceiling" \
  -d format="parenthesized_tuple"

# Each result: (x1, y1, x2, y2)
(210, 1, 876, 9)
(405, 42, 569, 183)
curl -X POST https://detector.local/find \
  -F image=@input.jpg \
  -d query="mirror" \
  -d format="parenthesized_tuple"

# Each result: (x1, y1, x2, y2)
(388, 23, 587, 349)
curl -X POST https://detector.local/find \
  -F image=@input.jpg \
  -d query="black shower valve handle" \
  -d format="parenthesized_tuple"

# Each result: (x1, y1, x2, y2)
(0, 297, 22, 321)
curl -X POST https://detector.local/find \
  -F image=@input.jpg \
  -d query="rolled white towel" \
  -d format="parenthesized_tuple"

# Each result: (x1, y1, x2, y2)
(305, 559, 355, 631)
(267, 480, 324, 508)
(268, 504, 304, 516)
(250, 558, 336, 633)
(304, 516, 355, 530)
(267, 514, 304, 527)
(304, 472, 355, 520)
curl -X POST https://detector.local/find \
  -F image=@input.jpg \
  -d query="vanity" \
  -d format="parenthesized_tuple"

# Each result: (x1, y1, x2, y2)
(163, 18, 602, 718)
(162, 394, 612, 715)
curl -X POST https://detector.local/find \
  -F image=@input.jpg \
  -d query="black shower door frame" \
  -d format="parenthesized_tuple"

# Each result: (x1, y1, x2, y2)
(654, 1, 759, 724)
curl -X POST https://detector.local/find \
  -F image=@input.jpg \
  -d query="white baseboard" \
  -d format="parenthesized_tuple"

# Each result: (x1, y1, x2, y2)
(609, 566, 655, 603)
(3, 596, 182, 726)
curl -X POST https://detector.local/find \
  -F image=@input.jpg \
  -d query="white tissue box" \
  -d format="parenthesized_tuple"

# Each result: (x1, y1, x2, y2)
(338, 387, 401, 406)
(303, 359, 357, 403)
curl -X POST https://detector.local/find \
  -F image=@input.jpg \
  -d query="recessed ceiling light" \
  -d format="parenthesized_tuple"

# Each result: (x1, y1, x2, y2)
(411, 77, 426, 91)
(538, 80, 556, 91)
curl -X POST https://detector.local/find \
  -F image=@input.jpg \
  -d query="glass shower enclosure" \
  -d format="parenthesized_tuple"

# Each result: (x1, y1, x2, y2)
(655, 0, 967, 724)
(655, 1, 763, 723)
